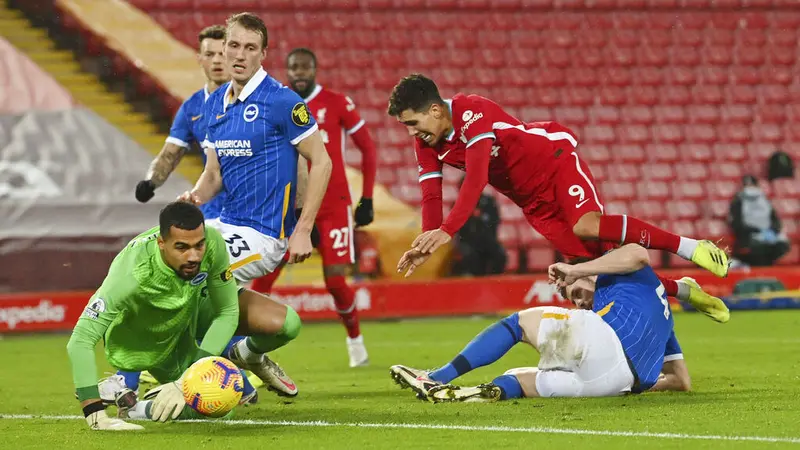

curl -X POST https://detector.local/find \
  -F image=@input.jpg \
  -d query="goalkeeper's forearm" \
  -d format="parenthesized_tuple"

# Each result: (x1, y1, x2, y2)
(66, 330, 104, 416)
(198, 282, 240, 358)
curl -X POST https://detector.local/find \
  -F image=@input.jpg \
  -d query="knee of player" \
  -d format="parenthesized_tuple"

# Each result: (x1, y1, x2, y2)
(572, 212, 602, 239)
(281, 306, 302, 341)
(323, 268, 349, 289)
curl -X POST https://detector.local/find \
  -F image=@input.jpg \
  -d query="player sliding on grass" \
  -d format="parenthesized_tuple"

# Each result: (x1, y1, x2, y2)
(391, 243, 700, 402)
(387, 74, 729, 317)
(67, 202, 302, 430)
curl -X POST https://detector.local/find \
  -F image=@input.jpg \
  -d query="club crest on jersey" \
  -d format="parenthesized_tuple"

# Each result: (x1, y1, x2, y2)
(243, 104, 259, 123)
(221, 267, 233, 282)
(292, 102, 311, 126)
(84, 298, 106, 320)
(317, 108, 327, 124)
(191, 272, 208, 286)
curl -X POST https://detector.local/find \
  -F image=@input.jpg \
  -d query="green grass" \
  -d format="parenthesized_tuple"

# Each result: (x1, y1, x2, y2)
(1, 310, 800, 449)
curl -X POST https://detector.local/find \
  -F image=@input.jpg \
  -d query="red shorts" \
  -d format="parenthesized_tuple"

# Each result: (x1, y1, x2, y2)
(315, 204, 355, 266)
(522, 151, 610, 260)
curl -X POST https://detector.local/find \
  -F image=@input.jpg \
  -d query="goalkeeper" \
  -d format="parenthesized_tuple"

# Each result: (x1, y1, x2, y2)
(67, 202, 301, 430)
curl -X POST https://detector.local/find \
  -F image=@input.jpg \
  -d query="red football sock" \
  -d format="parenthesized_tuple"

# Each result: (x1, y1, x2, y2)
(598, 215, 681, 253)
(325, 275, 361, 338)
(250, 267, 282, 294)
(658, 276, 679, 298)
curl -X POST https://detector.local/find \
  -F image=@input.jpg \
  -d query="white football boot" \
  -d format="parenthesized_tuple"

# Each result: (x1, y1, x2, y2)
(347, 335, 369, 368)
(390, 365, 441, 400)
(427, 383, 502, 403)
(228, 345, 298, 397)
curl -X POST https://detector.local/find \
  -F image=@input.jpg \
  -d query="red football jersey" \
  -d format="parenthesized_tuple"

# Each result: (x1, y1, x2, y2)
(304, 84, 365, 209)
(415, 93, 579, 208)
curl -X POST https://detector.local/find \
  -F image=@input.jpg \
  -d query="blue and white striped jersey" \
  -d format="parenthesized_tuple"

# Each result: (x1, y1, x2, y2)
(202, 68, 317, 239)
(167, 85, 226, 219)
(593, 266, 682, 392)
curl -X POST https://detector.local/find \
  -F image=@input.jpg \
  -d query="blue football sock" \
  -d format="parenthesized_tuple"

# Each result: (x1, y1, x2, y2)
(116, 371, 141, 392)
(224, 336, 246, 356)
(429, 313, 523, 384)
(240, 368, 255, 397)
(492, 374, 523, 400)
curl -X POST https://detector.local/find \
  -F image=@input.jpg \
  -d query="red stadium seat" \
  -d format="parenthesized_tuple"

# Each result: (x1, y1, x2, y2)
(716, 124, 752, 144)
(680, 143, 712, 163)
(619, 106, 654, 125)
(588, 106, 620, 125)
(637, 181, 670, 200)
(720, 105, 753, 124)
(652, 124, 684, 144)
(772, 178, 800, 199)
(688, 105, 720, 124)
(672, 181, 705, 200)
(629, 200, 667, 221)
(728, 85, 758, 104)
(684, 126, 716, 145)
(580, 144, 612, 165)
(667, 201, 701, 221)
(708, 180, 739, 200)
(646, 144, 679, 164)
(652, 106, 686, 124)
(583, 125, 616, 145)
(505, 248, 520, 273)
(676, 163, 709, 181)
(716, 162, 745, 180)
(641, 162, 675, 181)
(615, 143, 647, 163)
(608, 163, 641, 182)
(617, 126, 650, 145)
(751, 123, 783, 143)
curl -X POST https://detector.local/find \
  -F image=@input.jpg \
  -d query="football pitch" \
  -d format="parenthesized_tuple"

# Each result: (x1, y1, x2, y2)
(1, 310, 799, 449)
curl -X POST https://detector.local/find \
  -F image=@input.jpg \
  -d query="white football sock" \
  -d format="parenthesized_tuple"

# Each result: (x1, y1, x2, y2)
(235, 339, 263, 364)
(347, 335, 364, 345)
(675, 280, 691, 301)
(676, 237, 698, 260)
(126, 400, 151, 420)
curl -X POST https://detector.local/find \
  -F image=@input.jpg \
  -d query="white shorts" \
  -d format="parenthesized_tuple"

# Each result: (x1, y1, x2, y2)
(206, 219, 288, 283)
(509, 307, 634, 398)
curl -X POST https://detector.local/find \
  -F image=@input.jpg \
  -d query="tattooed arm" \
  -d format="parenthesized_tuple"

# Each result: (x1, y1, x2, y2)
(147, 142, 187, 188)
(135, 142, 187, 203)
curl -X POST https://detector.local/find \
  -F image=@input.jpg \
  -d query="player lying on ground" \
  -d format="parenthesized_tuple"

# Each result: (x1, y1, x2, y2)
(250, 47, 380, 368)
(387, 74, 729, 314)
(391, 244, 707, 403)
(67, 202, 302, 430)
(178, 13, 333, 396)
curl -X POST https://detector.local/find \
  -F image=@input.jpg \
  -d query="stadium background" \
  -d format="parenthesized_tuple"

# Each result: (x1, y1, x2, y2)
(1, 0, 799, 330)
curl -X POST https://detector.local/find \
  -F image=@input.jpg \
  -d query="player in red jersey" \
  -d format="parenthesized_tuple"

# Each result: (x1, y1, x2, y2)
(387, 74, 729, 320)
(251, 48, 378, 366)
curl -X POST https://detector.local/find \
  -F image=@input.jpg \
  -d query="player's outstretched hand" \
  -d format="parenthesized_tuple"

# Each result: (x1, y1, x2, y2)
(548, 262, 580, 287)
(151, 381, 185, 423)
(135, 180, 156, 203)
(177, 190, 203, 206)
(413, 228, 452, 254)
(288, 229, 313, 264)
(397, 248, 431, 278)
(354, 197, 374, 227)
(86, 409, 144, 431)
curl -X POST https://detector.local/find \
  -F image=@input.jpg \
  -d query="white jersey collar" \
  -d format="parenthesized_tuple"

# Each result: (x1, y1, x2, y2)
(224, 67, 267, 111)
(445, 99, 455, 141)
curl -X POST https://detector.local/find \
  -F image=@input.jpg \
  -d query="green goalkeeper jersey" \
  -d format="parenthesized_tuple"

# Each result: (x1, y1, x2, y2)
(67, 225, 239, 401)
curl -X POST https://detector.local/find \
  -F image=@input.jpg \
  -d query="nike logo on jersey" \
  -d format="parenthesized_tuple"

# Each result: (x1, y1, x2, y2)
(438, 150, 451, 160)
(216, 113, 226, 120)
(191, 114, 203, 122)
(576, 199, 591, 208)
(336, 250, 348, 257)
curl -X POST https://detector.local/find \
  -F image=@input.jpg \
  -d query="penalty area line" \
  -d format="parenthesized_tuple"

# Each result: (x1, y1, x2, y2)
(1, 414, 799, 444)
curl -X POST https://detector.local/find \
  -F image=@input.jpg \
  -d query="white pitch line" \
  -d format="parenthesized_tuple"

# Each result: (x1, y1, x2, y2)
(1, 414, 799, 444)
